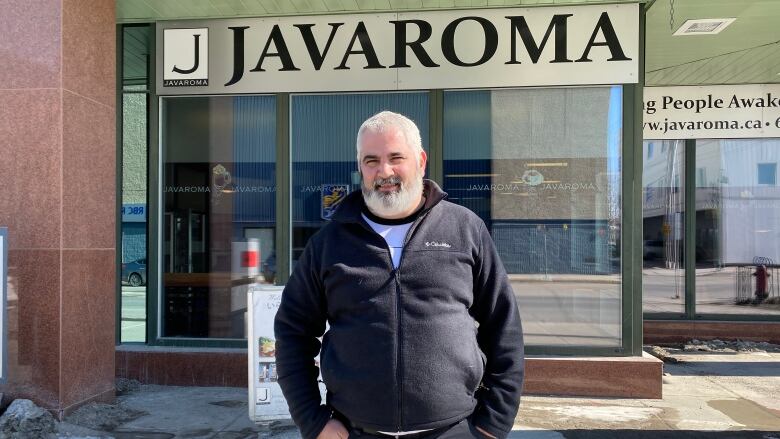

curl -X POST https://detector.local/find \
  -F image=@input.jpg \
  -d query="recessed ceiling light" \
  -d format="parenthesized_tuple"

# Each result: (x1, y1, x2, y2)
(673, 18, 736, 36)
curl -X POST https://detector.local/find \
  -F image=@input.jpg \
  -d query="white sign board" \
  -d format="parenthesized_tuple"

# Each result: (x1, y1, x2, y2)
(121, 204, 147, 223)
(0, 228, 7, 383)
(157, 3, 639, 95)
(248, 285, 326, 423)
(644, 84, 780, 139)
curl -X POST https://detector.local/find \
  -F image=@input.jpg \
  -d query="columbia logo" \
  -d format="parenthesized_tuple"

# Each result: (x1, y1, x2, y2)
(425, 241, 451, 248)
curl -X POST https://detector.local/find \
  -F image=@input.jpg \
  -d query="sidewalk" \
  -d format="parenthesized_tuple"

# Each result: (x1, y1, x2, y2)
(55, 349, 780, 439)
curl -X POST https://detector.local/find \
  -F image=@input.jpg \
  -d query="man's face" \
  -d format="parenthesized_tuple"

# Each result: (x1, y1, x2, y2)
(358, 128, 427, 218)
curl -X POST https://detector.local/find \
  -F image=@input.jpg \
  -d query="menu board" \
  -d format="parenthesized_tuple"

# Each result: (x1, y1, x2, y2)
(248, 284, 326, 423)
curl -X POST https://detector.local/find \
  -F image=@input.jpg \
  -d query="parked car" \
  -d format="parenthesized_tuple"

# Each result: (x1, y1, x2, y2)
(122, 258, 147, 287)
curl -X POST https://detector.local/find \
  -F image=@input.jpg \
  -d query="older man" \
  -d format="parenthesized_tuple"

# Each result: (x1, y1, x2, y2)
(274, 111, 524, 439)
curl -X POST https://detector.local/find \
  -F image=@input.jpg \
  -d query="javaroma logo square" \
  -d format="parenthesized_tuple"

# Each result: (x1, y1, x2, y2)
(163, 28, 209, 87)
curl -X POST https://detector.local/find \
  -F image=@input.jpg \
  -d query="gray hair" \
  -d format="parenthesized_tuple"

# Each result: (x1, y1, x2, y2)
(356, 111, 423, 163)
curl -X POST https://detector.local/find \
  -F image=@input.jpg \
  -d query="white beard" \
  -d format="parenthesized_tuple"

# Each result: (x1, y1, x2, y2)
(362, 172, 424, 218)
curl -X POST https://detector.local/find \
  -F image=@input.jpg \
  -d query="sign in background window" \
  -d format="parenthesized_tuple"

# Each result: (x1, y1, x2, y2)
(290, 93, 429, 266)
(161, 95, 276, 339)
(443, 87, 623, 347)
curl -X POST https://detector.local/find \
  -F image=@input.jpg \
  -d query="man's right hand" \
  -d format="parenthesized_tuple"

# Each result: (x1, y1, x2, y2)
(316, 419, 349, 439)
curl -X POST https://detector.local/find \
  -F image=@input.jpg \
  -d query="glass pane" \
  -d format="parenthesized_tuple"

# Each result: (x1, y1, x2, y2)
(695, 139, 780, 316)
(162, 95, 277, 339)
(121, 91, 148, 342)
(443, 87, 623, 347)
(123, 25, 150, 90)
(642, 140, 685, 314)
(291, 93, 429, 266)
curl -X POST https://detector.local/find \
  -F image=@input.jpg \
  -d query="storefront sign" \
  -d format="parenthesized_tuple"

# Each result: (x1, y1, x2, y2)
(157, 3, 638, 94)
(644, 85, 780, 139)
(0, 228, 7, 383)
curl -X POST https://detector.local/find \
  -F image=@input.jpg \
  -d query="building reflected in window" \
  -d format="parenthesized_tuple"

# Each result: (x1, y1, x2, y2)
(642, 140, 685, 315)
(443, 87, 623, 347)
(695, 139, 780, 315)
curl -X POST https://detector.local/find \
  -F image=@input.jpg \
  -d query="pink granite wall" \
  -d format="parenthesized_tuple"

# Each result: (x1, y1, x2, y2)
(0, 0, 116, 418)
(645, 320, 780, 345)
(116, 348, 664, 399)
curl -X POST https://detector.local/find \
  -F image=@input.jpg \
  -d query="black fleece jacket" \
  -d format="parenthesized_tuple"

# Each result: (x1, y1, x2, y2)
(274, 180, 524, 439)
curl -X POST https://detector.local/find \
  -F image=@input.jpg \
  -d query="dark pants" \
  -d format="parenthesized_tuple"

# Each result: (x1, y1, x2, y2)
(347, 417, 485, 439)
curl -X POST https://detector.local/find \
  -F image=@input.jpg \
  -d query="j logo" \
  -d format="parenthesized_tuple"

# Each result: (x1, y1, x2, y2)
(256, 387, 271, 404)
(172, 34, 201, 74)
(163, 28, 209, 87)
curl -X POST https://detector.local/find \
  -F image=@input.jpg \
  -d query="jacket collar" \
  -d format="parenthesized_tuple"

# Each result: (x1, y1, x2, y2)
(332, 179, 448, 224)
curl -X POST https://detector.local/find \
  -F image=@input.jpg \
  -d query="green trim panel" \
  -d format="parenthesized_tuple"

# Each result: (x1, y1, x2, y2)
(428, 90, 443, 186)
(632, 8, 647, 356)
(684, 139, 696, 319)
(118, 0, 644, 23)
(147, 23, 160, 345)
(276, 93, 291, 286)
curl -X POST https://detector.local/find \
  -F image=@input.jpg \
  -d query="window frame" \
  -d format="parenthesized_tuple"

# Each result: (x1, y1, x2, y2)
(117, 23, 153, 345)
(644, 141, 780, 323)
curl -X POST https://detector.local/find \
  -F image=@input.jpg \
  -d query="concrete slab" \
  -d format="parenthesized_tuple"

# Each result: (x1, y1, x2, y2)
(642, 395, 744, 430)
(57, 348, 780, 438)
(660, 375, 737, 398)
(112, 386, 250, 436)
(707, 398, 780, 430)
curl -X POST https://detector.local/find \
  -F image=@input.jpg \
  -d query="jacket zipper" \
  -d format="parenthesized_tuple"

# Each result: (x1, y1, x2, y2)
(374, 236, 402, 431)
(393, 211, 430, 431)
(394, 269, 402, 431)
(356, 220, 403, 430)
(360, 210, 431, 432)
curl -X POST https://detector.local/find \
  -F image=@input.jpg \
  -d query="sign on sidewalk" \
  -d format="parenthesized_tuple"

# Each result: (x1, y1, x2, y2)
(248, 284, 326, 423)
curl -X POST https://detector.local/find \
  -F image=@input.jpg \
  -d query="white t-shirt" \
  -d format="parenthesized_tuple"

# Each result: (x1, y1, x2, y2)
(362, 214, 413, 269)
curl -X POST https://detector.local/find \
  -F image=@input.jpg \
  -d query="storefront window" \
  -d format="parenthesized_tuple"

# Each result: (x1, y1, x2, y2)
(161, 95, 277, 338)
(290, 93, 429, 266)
(121, 25, 150, 342)
(443, 87, 623, 347)
(642, 140, 685, 314)
(695, 139, 780, 315)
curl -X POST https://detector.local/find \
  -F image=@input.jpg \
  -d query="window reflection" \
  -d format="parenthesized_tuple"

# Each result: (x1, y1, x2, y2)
(121, 90, 148, 343)
(161, 95, 277, 339)
(443, 87, 623, 347)
(290, 93, 429, 266)
(695, 139, 780, 315)
(120, 24, 151, 343)
(642, 140, 685, 314)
